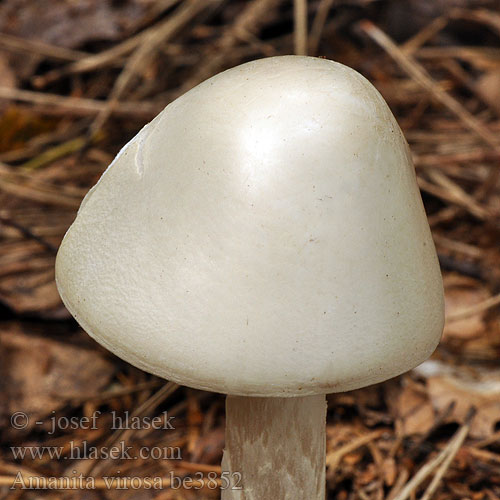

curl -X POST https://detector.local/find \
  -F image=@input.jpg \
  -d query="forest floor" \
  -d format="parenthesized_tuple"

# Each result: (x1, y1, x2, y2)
(0, 0, 500, 499)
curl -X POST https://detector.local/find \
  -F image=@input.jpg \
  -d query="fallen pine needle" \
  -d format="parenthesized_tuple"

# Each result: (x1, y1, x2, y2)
(326, 429, 385, 470)
(447, 292, 500, 322)
(392, 409, 473, 500)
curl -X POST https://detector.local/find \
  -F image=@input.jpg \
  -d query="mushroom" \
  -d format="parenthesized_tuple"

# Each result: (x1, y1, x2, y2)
(56, 56, 444, 499)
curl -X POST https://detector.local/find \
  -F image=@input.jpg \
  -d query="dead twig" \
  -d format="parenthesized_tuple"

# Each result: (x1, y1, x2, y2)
(392, 409, 474, 500)
(359, 20, 500, 197)
(0, 32, 89, 61)
(326, 429, 385, 471)
(0, 163, 86, 208)
(89, 0, 218, 138)
(85, 382, 180, 476)
(419, 416, 473, 500)
(0, 215, 57, 254)
(0, 86, 162, 117)
(32, 0, 183, 88)
(309, 0, 335, 55)
(417, 175, 490, 221)
(294, 0, 308, 55)
(179, 0, 283, 93)
(400, 15, 449, 55)
(447, 292, 500, 322)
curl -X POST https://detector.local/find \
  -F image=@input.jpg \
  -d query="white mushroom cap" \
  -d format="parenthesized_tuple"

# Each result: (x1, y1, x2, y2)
(56, 56, 444, 397)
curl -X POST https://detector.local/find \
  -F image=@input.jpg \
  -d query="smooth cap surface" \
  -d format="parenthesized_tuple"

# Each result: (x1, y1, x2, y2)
(56, 56, 444, 396)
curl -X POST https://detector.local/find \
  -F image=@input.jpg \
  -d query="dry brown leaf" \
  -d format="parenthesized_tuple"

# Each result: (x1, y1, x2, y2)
(0, 107, 58, 153)
(0, 0, 150, 49)
(0, 323, 114, 439)
(343, 452, 363, 466)
(427, 373, 500, 439)
(387, 381, 435, 436)
(0, 53, 16, 89)
(476, 70, 500, 116)
(444, 285, 489, 340)
(382, 457, 397, 486)
(357, 462, 378, 485)
(0, 274, 60, 311)
(193, 427, 224, 464)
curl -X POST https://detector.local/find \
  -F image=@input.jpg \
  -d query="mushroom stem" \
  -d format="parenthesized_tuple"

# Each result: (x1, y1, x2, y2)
(221, 394, 326, 499)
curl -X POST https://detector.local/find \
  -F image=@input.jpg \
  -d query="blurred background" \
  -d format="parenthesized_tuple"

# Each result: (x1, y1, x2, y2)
(0, 0, 499, 498)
